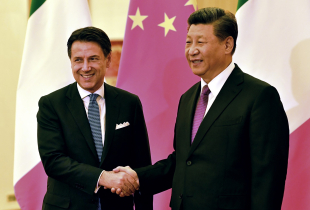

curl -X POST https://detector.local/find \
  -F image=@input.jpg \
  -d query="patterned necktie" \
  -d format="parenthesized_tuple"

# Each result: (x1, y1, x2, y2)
(88, 93, 103, 162)
(191, 85, 211, 143)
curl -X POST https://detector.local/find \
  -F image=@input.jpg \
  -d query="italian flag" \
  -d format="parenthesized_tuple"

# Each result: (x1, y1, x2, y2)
(235, 0, 310, 209)
(14, 0, 91, 209)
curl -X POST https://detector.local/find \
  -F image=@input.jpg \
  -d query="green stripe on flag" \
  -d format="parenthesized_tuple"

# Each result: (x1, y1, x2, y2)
(237, 0, 248, 11)
(29, 0, 46, 17)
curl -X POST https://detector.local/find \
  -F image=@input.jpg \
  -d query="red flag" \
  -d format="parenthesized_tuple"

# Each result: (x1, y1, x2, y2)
(282, 119, 310, 209)
(117, 0, 198, 209)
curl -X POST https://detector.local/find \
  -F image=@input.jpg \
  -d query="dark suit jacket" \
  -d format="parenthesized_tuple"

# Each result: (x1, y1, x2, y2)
(136, 65, 289, 210)
(37, 82, 153, 210)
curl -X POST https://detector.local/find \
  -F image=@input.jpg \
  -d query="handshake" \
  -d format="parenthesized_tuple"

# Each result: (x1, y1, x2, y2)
(99, 166, 139, 197)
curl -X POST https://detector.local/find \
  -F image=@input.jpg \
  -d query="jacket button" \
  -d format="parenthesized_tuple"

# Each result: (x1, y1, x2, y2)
(187, 161, 192, 166)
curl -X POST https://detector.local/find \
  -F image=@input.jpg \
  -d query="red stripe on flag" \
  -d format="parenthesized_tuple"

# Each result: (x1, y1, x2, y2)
(14, 162, 47, 210)
(282, 118, 310, 210)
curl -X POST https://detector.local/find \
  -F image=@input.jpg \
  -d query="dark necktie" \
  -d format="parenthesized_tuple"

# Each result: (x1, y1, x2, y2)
(88, 93, 103, 162)
(191, 85, 211, 143)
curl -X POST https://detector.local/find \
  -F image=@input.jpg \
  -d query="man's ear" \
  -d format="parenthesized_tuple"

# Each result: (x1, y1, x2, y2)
(106, 53, 112, 68)
(224, 36, 234, 55)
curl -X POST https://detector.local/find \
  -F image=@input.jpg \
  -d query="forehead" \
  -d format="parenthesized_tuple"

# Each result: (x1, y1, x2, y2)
(71, 41, 103, 55)
(187, 24, 215, 38)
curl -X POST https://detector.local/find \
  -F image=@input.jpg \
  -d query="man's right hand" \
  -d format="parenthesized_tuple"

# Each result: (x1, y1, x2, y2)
(99, 169, 139, 197)
(111, 166, 140, 197)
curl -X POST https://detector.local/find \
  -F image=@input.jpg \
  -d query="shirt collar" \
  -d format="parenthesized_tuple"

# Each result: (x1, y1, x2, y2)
(77, 83, 105, 99)
(201, 62, 235, 97)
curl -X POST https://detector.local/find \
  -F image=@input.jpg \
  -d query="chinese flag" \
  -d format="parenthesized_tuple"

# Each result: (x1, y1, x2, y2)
(117, 0, 199, 209)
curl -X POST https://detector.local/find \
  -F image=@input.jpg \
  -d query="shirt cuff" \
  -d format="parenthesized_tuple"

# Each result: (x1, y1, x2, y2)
(94, 170, 105, 193)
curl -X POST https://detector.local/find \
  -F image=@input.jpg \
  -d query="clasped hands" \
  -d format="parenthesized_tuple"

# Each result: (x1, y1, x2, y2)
(99, 166, 139, 197)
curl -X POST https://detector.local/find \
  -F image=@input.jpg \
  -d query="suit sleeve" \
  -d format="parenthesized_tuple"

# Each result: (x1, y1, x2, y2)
(249, 86, 289, 210)
(37, 95, 102, 195)
(134, 95, 183, 196)
(131, 97, 154, 210)
(135, 152, 176, 195)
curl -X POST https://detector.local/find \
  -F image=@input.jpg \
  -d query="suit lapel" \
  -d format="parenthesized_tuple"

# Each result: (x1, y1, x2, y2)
(179, 82, 201, 154)
(65, 83, 98, 159)
(188, 66, 244, 156)
(100, 83, 120, 165)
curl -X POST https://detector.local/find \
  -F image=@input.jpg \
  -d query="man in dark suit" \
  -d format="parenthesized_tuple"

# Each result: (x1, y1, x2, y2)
(37, 27, 153, 210)
(112, 7, 289, 210)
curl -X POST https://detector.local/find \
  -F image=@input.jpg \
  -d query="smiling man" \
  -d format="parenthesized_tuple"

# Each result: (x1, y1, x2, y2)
(111, 7, 289, 210)
(37, 27, 153, 210)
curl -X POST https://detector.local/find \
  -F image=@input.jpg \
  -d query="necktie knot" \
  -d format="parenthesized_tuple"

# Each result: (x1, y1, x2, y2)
(201, 85, 210, 106)
(202, 85, 210, 96)
(89, 93, 99, 102)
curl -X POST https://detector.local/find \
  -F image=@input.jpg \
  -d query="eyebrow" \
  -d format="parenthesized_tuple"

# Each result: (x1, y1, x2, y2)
(89, 55, 100, 58)
(186, 34, 204, 38)
(73, 55, 100, 58)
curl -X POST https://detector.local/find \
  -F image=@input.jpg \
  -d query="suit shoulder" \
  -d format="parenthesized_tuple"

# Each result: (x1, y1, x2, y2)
(182, 81, 200, 97)
(105, 83, 140, 100)
(241, 72, 280, 95)
(41, 83, 75, 99)
(243, 73, 271, 87)
(233, 65, 272, 89)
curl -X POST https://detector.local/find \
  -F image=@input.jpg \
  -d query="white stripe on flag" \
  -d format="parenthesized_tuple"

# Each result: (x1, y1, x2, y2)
(14, 0, 91, 207)
(234, 0, 310, 133)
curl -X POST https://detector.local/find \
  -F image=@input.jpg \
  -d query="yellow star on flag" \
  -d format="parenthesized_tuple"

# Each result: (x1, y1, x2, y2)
(158, 13, 176, 36)
(185, 0, 198, 11)
(129, 8, 148, 30)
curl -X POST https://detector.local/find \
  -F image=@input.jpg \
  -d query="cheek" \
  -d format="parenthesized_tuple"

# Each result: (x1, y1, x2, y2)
(71, 63, 81, 72)
(185, 46, 190, 54)
(185, 50, 190, 60)
(72, 67, 77, 74)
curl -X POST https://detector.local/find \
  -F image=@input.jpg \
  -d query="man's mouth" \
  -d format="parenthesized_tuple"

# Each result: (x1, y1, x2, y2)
(191, 60, 202, 64)
(81, 74, 94, 78)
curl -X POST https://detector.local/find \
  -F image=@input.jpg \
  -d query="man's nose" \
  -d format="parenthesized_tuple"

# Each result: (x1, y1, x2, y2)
(188, 46, 199, 55)
(82, 61, 91, 71)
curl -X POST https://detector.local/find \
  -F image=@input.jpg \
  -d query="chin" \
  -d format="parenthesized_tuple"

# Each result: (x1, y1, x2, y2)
(81, 85, 95, 91)
(191, 70, 204, 77)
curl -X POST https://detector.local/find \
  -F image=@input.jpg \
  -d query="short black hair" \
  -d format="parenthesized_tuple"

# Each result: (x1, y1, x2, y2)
(67, 26, 111, 58)
(188, 7, 238, 54)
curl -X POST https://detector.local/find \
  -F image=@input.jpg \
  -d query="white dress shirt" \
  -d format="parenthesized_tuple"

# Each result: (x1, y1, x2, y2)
(200, 62, 235, 117)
